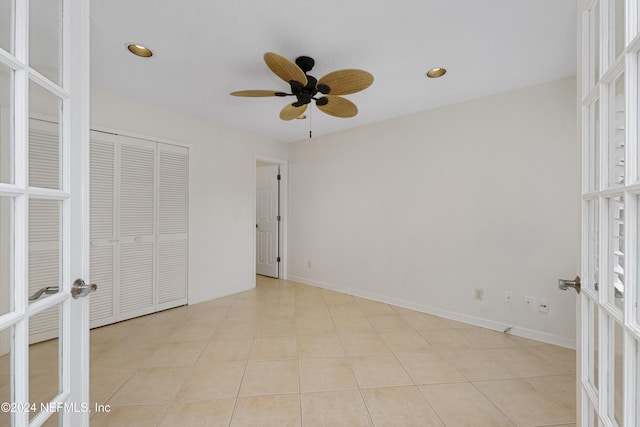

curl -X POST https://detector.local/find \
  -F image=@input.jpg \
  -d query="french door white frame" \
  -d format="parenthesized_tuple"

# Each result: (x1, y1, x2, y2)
(0, 0, 91, 426)
(578, 0, 640, 426)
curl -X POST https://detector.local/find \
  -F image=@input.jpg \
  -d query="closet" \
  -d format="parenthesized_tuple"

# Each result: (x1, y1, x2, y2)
(24, 122, 189, 340)
(88, 131, 189, 328)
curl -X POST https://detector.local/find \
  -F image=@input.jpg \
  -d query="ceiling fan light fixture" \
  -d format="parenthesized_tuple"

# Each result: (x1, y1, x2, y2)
(296, 115, 307, 120)
(127, 43, 153, 57)
(426, 67, 446, 78)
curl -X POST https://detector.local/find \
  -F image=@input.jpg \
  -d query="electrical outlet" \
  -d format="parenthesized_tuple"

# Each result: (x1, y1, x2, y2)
(538, 299, 549, 313)
(504, 291, 512, 304)
(524, 296, 535, 309)
(474, 288, 484, 301)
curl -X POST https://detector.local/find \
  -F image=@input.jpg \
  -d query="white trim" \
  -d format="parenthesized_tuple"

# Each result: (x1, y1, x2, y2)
(0, 48, 24, 70)
(288, 275, 576, 349)
(90, 124, 194, 151)
(29, 69, 70, 100)
(67, 0, 92, 424)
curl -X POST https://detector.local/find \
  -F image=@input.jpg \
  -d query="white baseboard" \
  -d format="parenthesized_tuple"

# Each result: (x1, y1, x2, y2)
(188, 284, 255, 306)
(288, 274, 575, 349)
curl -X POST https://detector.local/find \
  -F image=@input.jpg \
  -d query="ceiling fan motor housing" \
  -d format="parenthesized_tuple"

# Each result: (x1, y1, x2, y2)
(290, 74, 325, 107)
(295, 56, 315, 72)
(289, 57, 332, 106)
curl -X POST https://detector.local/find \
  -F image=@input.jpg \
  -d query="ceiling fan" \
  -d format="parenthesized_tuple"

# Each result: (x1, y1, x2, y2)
(231, 52, 374, 121)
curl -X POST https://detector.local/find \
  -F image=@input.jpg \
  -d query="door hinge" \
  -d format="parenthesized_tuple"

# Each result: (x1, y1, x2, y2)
(277, 215, 281, 221)
(277, 174, 281, 180)
(277, 257, 281, 262)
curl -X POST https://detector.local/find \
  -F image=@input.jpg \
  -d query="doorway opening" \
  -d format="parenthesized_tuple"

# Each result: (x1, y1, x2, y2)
(255, 157, 287, 280)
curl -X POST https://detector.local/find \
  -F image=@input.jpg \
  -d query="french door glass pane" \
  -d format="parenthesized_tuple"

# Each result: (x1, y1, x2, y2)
(0, 196, 13, 317)
(613, 0, 625, 60)
(587, 100, 600, 192)
(0, 326, 11, 427)
(588, 298, 600, 391)
(28, 304, 61, 421)
(589, 2, 601, 91)
(29, 0, 62, 84)
(29, 82, 62, 190)
(607, 195, 624, 309)
(28, 198, 61, 306)
(586, 199, 599, 291)
(0, 0, 12, 54)
(0, 62, 13, 185)
(611, 320, 623, 425)
(608, 73, 624, 187)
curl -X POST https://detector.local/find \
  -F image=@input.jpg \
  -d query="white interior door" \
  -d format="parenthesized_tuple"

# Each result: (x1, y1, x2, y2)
(578, 0, 640, 426)
(0, 0, 91, 426)
(256, 164, 279, 278)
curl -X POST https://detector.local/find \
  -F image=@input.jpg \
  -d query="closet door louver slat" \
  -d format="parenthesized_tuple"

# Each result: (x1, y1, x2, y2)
(89, 245, 115, 323)
(157, 144, 189, 310)
(157, 240, 187, 305)
(117, 137, 157, 318)
(120, 143, 155, 237)
(29, 119, 60, 190)
(90, 139, 115, 240)
(159, 149, 189, 235)
(119, 242, 155, 315)
(89, 133, 117, 327)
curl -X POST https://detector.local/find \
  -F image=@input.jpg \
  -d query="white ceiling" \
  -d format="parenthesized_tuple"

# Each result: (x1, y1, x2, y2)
(90, 0, 577, 143)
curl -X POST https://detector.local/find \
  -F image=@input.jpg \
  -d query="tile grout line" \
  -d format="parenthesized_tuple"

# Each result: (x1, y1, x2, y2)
(88, 278, 576, 426)
(226, 295, 257, 427)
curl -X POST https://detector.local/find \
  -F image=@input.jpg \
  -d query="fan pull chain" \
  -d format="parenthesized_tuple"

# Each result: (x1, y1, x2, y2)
(309, 106, 312, 138)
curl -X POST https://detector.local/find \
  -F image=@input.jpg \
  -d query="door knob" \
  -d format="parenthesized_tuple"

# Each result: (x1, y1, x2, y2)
(71, 278, 97, 299)
(558, 276, 581, 294)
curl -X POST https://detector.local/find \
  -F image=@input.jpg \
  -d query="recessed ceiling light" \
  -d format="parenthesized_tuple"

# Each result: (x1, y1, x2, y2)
(426, 68, 446, 78)
(127, 44, 153, 57)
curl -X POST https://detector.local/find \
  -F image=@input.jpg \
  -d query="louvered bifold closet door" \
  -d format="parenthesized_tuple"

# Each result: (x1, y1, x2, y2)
(157, 143, 189, 311)
(118, 136, 157, 319)
(28, 119, 62, 343)
(89, 131, 118, 328)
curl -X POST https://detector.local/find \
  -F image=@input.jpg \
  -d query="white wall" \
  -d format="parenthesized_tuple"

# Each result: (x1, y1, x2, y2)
(91, 89, 288, 304)
(288, 77, 579, 347)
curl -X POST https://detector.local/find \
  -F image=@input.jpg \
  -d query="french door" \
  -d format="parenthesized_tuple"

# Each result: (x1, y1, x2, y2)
(579, 0, 640, 426)
(0, 0, 91, 426)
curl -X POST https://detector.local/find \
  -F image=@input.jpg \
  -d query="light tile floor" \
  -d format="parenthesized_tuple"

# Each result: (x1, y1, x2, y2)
(9, 276, 578, 426)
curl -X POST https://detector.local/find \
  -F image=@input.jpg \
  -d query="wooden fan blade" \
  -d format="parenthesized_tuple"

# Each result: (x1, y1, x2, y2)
(280, 103, 308, 121)
(316, 96, 358, 118)
(318, 69, 374, 95)
(230, 90, 283, 97)
(264, 52, 308, 86)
